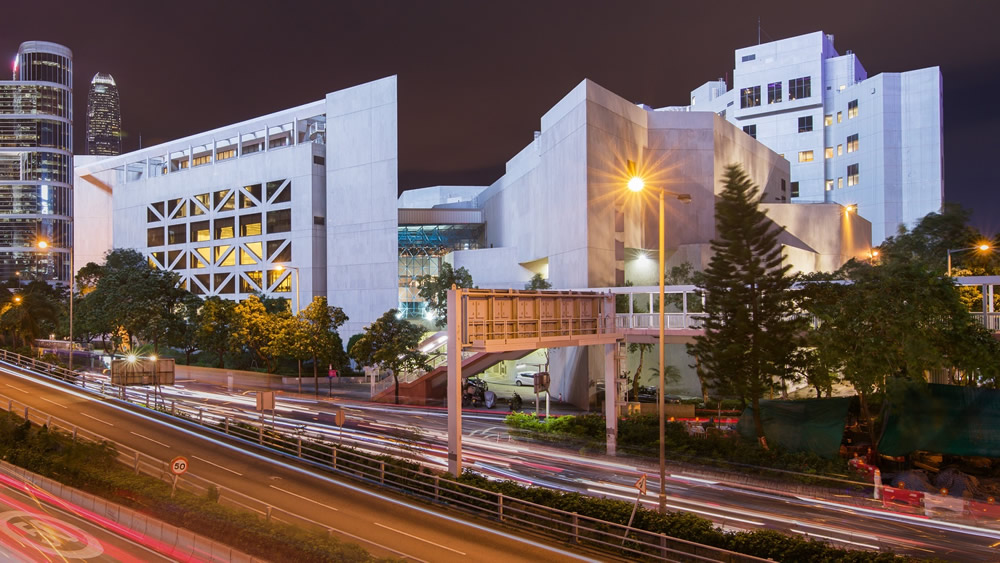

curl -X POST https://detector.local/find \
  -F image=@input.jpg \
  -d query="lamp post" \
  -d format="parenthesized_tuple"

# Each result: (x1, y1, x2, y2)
(947, 244, 991, 277)
(627, 175, 691, 513)
(38, 241, 74, 371)
(275, 264, 300, 314)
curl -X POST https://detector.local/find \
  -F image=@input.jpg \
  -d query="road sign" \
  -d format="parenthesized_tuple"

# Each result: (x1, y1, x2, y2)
(256, 391, 275, 412)
(534, 372, 550, 394)
(334, 408, 345, 427)
(170, 456, 189, 476)
(634, 473, 647, 495)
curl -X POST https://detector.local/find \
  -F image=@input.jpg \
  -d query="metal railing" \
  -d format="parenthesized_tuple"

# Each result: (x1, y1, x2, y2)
(616, 312, 708, 330)
(971, 312, 1000, 331)
(0, 352, 768, 562)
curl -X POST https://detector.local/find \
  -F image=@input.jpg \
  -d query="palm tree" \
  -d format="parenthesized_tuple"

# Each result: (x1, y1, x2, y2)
(0, 292, 58, 348)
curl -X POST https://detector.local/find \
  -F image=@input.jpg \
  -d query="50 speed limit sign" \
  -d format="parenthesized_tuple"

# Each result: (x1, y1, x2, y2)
(170, 456, 189, 476)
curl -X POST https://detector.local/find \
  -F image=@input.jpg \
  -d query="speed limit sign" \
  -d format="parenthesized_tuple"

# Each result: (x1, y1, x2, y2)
(170, 456, 189, 476)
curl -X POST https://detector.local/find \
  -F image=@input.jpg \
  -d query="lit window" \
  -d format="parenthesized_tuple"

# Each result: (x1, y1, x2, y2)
(848, 99, 858, 119)
(798, 150, 814, 162)
(837, 144, 843, 156)
(740, 85, 761, 108)
(191, 220, 210, 242)
(788, 77, 811, 100)
(797, 116, 813, 133)
(743, 124, 757, 139)
(837, 112, 842, 123)
(214, 217, 235, 240)
(192, 155, 211, 167)
(767, 82, 782, 104)
(847, 134, 859, 153)
(847, 164, 859, 186)
(825, 180, 834, 191)
(216, 149, 236, 161)
(824, 114, 832, 127)
(837, 177, 843, 189)
(825, 147, 834, 159)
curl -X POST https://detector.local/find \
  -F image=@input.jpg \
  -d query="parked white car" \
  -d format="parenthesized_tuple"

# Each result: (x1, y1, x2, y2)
(515, 372, 536, 386)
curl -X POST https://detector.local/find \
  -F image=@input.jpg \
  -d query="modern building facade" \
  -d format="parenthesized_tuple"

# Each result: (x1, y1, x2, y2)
(74, 77, 399, 336)
(86, 73, 121, 156)
(673, 31, 942, 244)
(0, 41, 73, 283)
(399, 79, 871, 405)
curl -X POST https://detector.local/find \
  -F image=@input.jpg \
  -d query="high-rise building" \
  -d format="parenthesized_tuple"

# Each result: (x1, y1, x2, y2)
(86, 73, 121, 156)
(0, 41, 73, 283)
(673, 31, 943, 244)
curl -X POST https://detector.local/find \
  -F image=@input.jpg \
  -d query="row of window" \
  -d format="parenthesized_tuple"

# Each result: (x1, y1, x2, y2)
(146, 209, 291, 247)
(149, 239, 291, 272)
(740, 76, 811, 109)
(147, 181, 291, 223)
(822, 164, 861, 190)
(799, 134, 860, 163)
(179, 270, 292, 296)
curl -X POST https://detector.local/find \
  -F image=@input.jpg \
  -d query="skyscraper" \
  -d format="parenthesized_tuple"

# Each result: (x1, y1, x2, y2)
(0, 41, 73, 284)
(86, 73, 121, 156)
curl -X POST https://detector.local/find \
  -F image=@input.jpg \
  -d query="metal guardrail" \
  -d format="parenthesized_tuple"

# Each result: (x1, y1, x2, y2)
(0, 350, 769, 563)
(970, 312, 1000, 331)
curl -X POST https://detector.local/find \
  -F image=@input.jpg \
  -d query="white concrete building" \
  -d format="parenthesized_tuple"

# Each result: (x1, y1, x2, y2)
(74, 77, 399, 336)
(401, 79, 871, 406)
(675, 31, 942, 244)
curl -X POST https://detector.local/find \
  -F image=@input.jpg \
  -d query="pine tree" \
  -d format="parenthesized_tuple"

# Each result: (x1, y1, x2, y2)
(688, 164, 806, 448)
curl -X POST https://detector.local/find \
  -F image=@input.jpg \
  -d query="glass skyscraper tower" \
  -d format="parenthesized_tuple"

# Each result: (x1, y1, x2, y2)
(86, 73, 121, 156)
(0, 41, 73, 283)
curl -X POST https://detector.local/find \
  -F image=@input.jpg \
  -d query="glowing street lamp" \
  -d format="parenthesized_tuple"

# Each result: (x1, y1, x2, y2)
(626, 173, 691, 514)
(947, 244, 991, 277)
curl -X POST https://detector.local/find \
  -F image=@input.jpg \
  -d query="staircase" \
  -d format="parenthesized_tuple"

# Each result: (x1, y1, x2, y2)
(371, 332, 529, 405)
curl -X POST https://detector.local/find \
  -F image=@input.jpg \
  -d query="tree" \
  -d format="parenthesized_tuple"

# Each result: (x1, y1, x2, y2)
(525, 273, 551, 290)
(293, 297, 348, 395)
(196, 297, 237, 368)
(688, 165, 807, 449)
(0, 288, 58, 348)
(416, 263, 473, 328)
(170, 294, 204, 364)
(232, 295, 288, 373)
(804, 258, 1000, 444)
(349, 309, 428, 404)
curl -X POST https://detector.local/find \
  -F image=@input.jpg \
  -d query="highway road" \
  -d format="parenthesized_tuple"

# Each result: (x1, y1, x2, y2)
(0, 365, 601, 563)
(0, 469, 176, 562)
(153, 379, 1000, 561)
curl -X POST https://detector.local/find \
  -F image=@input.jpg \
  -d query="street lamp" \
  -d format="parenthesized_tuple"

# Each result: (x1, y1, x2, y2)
(947, 244, 991, 277)
(37, 240, 73, 371)
(627, 174, 692, 514)
(275, 264, 300, 314)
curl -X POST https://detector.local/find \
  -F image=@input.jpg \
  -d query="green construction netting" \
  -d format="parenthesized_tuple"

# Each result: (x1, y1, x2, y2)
(736, 397, 851, 459)
(879, 383, 1000, 458)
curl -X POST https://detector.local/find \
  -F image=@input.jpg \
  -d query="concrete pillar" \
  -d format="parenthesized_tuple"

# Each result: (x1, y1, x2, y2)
(447, 287, 463, 476)
(604, 342, 618, 455)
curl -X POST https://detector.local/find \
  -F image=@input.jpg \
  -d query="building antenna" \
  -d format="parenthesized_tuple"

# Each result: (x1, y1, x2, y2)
(139, 134, 142, 150)
(758, 17, 761, 45)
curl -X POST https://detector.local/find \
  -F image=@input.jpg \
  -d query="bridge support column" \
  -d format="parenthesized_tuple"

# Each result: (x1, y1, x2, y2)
(447, 288, 463, 476)
(604, 342, 618, 456)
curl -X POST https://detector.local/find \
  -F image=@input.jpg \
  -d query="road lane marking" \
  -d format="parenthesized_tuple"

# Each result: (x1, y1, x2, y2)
(129, 431, 171, 448)
(269, 485, 338, 511)
(192, 455, 242, 476)
(373, 522, 466, 555)
(5, 384, 28, 393)
(41, 398, 67, 409)
(80, 413, 114, 426)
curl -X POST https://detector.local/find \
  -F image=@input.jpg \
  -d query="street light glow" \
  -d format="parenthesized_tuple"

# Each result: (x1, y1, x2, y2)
(37, 240, 48, 249)
(627, 176, 645, 192)
(126, 354, 137, 363)
(980, 244, 990, 251)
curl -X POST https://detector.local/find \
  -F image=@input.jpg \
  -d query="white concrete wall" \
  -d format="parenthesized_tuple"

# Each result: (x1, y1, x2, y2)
(73, 155, 113, 272)
(326, 76, 399, 336)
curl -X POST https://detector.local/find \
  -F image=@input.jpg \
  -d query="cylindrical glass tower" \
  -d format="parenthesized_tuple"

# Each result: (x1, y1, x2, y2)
(0, 41, 73, 283)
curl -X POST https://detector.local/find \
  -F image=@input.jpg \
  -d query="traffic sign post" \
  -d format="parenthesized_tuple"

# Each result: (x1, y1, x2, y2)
(622, 473, 648, 546)
(334, 408, 346, 446)
(170, 456, 189, 498)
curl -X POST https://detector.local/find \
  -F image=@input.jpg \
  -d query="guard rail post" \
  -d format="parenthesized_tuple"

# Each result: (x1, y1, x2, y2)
(331, 447, 337, 469)
(224, 417, 229, 435)
(133, 452, 140, 474)
(380, 462, 385, 485)
(297, 437, 302, 458)
(498, 493, 504, 522)
(571, 512, 579, 544)
(660, 533, 667, 559)
(434, 476, 440, 501)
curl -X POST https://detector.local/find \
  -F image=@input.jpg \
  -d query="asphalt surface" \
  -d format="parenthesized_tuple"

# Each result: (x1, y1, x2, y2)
(0, 471, 175, 562)
(166, 379, 1000, 561)
(0, 364, 601, 563)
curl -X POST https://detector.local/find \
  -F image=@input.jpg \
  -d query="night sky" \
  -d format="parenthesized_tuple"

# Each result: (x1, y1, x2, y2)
(5, 1, 999, 232)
